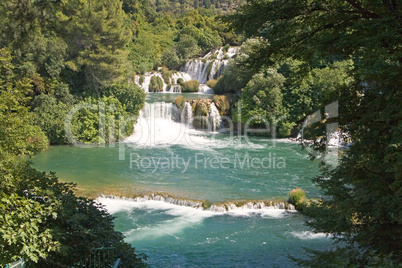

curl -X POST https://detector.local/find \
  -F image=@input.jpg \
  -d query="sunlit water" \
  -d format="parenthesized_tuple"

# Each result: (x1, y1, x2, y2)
(33, 97, 338, 267)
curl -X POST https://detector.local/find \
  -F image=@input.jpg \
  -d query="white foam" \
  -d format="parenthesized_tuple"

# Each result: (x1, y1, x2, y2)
(290, 231, 330, 240)
(97, 196, 292, 219)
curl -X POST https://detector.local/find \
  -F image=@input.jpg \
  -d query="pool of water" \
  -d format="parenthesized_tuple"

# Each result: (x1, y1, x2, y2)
(32, 99, 336, 267)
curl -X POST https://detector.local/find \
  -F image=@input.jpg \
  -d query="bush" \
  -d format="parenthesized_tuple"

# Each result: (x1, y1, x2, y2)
(181, 80, 200, 92)
(161, 49, 181, 70)
(148, 75, 164, 92)
(175, 95, 187, 111)
(31, 84, 76, 145)
(104, 83, 145, 116)
(223, 44, 230, 52)
(139, 75, 145, 85)
(71, 96, 134, 144)
(212, 95, 230, 115)
(161, 67, 173, 84)
(278, 121, 296, 137)
(288, 188, 306, 207)
(177, 78, 184, 84)
(206, 79, 217, 89)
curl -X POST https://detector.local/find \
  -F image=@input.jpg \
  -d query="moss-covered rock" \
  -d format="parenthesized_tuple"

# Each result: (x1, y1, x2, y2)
(174, 95, 187, 111)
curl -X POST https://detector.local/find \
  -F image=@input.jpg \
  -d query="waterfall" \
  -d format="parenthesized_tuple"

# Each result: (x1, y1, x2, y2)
(208, 103, 222, 132)
(198, 84, 214, 94)
(135, 47, 239, 93)
(99, 194, 296, 212)
(125, 102, 215, 146)
(125, 102, 187, 146)
(170, 72, 192, 84)
(135, 72, 168, 93)
(182, 102, 193, 127)
(135, 71, 192, 93)
(209, 201, 295, 212)
(168, 85, 182, 93)
(180, 59, 229, 84)
(180, 46, 239, 85)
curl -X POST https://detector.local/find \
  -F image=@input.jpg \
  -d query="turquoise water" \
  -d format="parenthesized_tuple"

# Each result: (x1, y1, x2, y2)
(32, 99, 337, 267)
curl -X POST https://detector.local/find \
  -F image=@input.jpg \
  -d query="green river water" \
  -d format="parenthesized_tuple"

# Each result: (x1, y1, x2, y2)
(33, 95, 337, 267)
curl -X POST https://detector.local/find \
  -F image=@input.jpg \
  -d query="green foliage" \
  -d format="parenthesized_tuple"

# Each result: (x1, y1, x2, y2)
(288, 188, 306, 208)
(104, 83, 146, 116)
(214, 39, 259, 94)
(139, 75, 145, 85)
(71, 96, 134, 144)
(0, 192, 59, 264)
(0, 50, 49, 156)
(31, 84, 76, 145)
(161, 67, 173, 84)
(175, 95, 187, 111)
(236, 70, 284, 127)
(62, 0, 132, 93)
(277, 121, 296, 137)
(162, 49, 182, 69)
(0, 50, 147, 266)
(148, 75, 164, 92)
(181, 80, 200, 92)
(212, 95, 230, 115)
(227, 0, 402, 264)
(192, 99, 209, 128)
(206, 79, 217, 89)
(176, 34, 201, 60)
(177, 78, 184, 84)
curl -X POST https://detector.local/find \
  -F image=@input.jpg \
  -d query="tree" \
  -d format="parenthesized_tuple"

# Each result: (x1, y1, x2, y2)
(175, 34, 201, 60)
(226, 0, 402, 265)
(0, 49, 147, 266)
(31, 83, 76, 145)
(235, 70, 284, 128)
(62, 0, 132, 93)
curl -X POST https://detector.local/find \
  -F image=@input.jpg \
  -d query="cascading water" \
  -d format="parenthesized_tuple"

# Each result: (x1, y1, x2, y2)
(208, 103, 222, 132)
(180, 58, 229, 84)
(125, 102, 183, 146)
(99, 194, 296, 211)
(182, 102, 193, 127)
(135, 71, 192, 93)
(135, 47, 239, 93)
(125, 102, 214, 147)
(33, 44, 336, 266)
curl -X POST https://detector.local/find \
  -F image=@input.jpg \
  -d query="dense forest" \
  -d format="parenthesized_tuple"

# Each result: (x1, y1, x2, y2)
(0, 0, 401, 266)
(223, 0, 401, 266)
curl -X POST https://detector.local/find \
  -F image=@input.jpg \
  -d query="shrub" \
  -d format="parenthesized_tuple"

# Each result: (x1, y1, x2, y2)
(223, 44, 230, 52)
(139, 75, 145, 85)
(161, 67, 172, 84)
(278, 121, 296, 137)
(161, 49, 181, 70)
(104, 83, 145, 116)
(206, 79, 217, 89)
(212, 95, 230, 115)
(177, 78, 184, 84)
(149, 75, 164, 92)
(156, 76, 164, 89)
(175, 95, 187, 111)
(31, 84, 76, 145)
(288, 188, 306, 207)
(181, 80, 200, 92)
